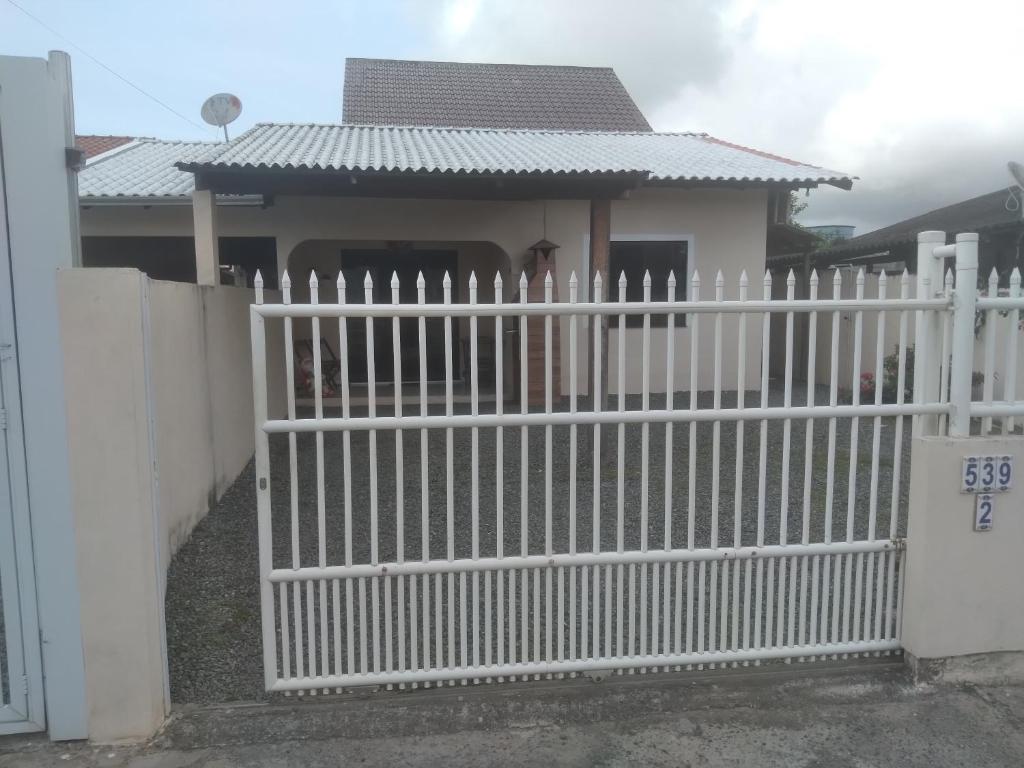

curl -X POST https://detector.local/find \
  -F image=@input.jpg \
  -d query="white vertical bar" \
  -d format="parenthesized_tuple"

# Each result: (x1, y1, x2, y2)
(443, 272, 455, 675)
(517, 274, 528, 673)
(1006, 269, 1021, 433)
(543, 272, 554, 673)
(365, 272, 381, 676)
(469, 272, 480, 674)
(914, 231, 945, 437)
(616, 271, 627, 661)
(949, 235, 979, 437)
(842, 269, 865, 648)
(732, 271, 748, 655)
(416, 272, 428, 672)
(754, 271, 771, 651)
(310, 272, 329, 688)
(390, 273, 405, 679)
(337, 273, 355, 675)
(938, 269, 954, 434)
(801, 270, 818, 651)
(281, 271, 304, 683)
(591, 272, 603, 659)
(520, 272, 529, 565)
(823, 270, 842, 646)
(982, 268, 999, 434)
(640, 270, 652, 661)
(664, 270, 678, 661)
(251, 300, 278, 691)
(778, 270, 796, 652)
(686, 271, 701, 661)
(884, 271, 910, 638)
(865, 271, 888, 643)
(610, 270, 626, 663)
(709, 270, 724, 659)
(568, 272, 579, 662)
(495, 272, 505, 671)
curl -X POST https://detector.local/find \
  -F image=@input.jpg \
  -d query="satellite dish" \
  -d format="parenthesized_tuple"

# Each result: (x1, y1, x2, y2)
(201, 93, 242, 141)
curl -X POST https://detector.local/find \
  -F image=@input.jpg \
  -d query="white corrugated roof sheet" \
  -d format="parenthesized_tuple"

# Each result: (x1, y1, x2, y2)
(181, 123, 852, 186)
(79, 138, 214, 199)
(78, 125, 852, 200)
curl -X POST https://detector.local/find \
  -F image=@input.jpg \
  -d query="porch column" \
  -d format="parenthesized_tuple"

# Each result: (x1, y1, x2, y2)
(590, 199, 611, 412)
(192, 188, 219, 286)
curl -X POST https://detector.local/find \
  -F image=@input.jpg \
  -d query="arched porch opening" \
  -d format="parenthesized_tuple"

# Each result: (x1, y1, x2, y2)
(285, 239, 513, 403)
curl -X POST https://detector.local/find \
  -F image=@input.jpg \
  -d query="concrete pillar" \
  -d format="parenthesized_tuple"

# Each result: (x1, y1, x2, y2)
(193, 188, 219, 286)
(903, 435, 1024, 681)
(59, 269, 168, 741)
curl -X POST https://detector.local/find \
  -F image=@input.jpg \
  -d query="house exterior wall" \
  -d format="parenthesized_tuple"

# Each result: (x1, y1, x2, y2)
(81, 187, 768, 394)
(607, 188, 769, 392)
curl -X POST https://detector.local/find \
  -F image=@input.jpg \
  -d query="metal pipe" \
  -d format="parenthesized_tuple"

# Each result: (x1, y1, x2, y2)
(949, 234, 979, 436)
(262, 402, 949, 434)
(268, 539, 901, 582)
(254, 297, 948, 319)
(269, 639, 903, 691)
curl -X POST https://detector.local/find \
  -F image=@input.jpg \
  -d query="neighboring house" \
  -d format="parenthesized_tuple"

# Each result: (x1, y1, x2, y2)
(76, 58, 852, 393)
(772, 188, 1024, 280)
(768, 188, 1024, 389)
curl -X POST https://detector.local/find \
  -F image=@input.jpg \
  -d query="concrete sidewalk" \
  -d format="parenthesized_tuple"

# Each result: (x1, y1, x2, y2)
(2, 661, 1022, 767)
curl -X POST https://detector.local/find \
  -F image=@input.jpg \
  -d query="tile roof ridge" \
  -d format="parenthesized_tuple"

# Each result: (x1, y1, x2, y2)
(250, 121, 705, 137)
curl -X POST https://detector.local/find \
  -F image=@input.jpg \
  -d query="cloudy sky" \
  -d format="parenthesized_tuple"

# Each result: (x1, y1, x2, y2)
(3, 0, 1023, 233)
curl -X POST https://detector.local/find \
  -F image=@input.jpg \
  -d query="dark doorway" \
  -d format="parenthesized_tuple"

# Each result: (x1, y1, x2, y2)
(340, 249, 457, 383)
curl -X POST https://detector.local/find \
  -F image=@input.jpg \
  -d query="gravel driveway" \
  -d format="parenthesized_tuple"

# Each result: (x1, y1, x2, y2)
(166, 382, 911, 703)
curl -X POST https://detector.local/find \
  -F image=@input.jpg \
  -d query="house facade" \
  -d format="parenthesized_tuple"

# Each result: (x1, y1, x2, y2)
(78, 58, 852, 394)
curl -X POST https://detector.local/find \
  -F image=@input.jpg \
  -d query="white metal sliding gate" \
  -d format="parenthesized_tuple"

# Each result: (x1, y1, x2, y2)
(0, 203, 45, 733)
(250, 254, 960, 694)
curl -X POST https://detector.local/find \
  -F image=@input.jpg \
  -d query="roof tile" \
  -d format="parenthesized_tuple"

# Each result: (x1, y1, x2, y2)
(343, 58, 652, 132)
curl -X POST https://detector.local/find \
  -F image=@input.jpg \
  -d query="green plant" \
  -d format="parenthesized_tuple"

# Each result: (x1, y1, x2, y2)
(879, 345, 914, 403)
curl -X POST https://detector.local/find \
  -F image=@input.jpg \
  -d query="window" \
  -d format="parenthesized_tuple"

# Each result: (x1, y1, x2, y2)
(608, 240, 688, 327)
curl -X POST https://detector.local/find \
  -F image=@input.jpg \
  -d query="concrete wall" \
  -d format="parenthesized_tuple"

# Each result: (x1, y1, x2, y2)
(902, 436, 1024, 668)
(59, 269, 165, 742)
(58, 267, 283, 741)
(81, 187, 769, 394)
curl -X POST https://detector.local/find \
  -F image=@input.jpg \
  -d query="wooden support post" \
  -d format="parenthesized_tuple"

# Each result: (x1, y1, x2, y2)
(590, 198, 611, 423)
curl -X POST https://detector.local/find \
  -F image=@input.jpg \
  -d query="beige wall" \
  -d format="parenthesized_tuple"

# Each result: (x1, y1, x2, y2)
(59, 269, 165, 742)
(903, 435, 1024, 663)
(81, 187, 769, 394)
(606, 188, 769, 393)
(58, 268, 283, 741)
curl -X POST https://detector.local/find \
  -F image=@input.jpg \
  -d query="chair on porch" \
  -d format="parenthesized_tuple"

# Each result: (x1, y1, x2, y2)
(297, 338, 342, 392)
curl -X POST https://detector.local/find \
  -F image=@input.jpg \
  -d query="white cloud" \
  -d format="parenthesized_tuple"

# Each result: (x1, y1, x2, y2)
(418, 0, 1024, 233)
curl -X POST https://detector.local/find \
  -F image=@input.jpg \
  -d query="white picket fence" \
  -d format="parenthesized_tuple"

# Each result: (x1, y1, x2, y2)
(248, 230, 1022, 694)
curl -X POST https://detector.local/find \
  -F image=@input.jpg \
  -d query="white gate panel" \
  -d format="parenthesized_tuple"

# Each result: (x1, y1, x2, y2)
(250, 265, 952, 694)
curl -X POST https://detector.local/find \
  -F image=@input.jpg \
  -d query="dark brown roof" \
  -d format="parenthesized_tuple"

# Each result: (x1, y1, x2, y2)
(76, 135, 135, 159)
(820, 188, 1024, 259)
(342, 58, 652, 132)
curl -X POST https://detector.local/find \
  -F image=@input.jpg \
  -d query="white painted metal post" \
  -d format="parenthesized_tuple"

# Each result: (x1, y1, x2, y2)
(913, 231, 947, 434)
(250, 300, 278, 691)
(949, 233, 979, 437)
